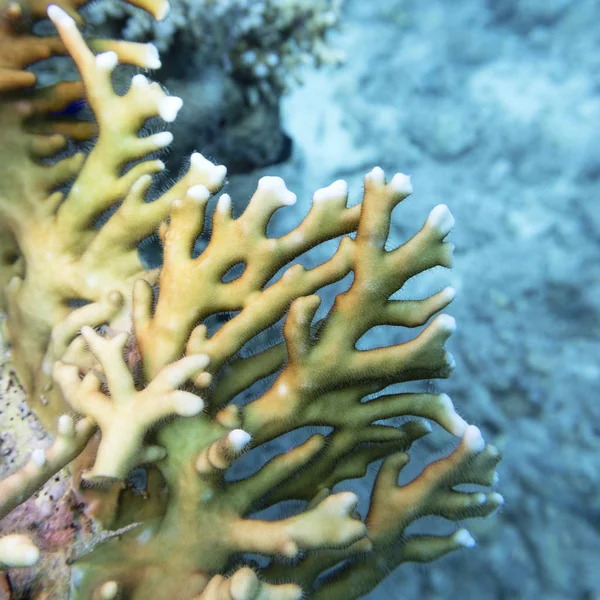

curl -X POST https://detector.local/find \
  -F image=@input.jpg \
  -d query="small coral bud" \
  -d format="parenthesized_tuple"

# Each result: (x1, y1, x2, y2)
(334, 491, 359, 514)
(144, 43, 162, 69)
(427, 204, 455, 237)
(215, 405, 242, 429)
(487, 444, 501, 459)
(158, 96, 183, 122)
(107, 290, 123, 306)
(7, 3, 22, 19)
(42, 358, 53, 376)
(436, 314, 456, 334)
(152, 132, 173, 148)
(488, 492, 505, 512)
(446, 352, 456, 370)
(172, 391, 205, 417)
(313, 179, 348, 203)
(453, 529, 476, 548)
(217, 194, 232, 215)
(229, 569, 260, 599)
(47, 4, 75, 28)
(155, 0, 170, 21)
(266, 53, 279, 67)
(190, 152, 227, 189)
(31, 449, 46, 467)
(241, 50, 257, 65)
(253, 62, 269, 78)
(0, 535, 40, 567)
(463, 425, 485, 453)
(438, 394, 468, 437)
(194, 372, 212, 388)
(389, 172, 413, 197)
(228, 429, 251, 453)
(186, 185, 210, 202)
(95, 51, 119, 71)
(132, 74, 149, 89)
(257, 176, 297, 205)
(366, 166, 385, 185)
(281, 541, 299, 558)
(141, 446, 167, 464)
(99, 581, 119, 599)
(57, 414, 76, 438)
(441, 286, 457, 303)
(474, 492, 487, 505)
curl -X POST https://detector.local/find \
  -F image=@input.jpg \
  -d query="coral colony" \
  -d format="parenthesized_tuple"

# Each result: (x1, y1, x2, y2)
(0, 0, 502, 598)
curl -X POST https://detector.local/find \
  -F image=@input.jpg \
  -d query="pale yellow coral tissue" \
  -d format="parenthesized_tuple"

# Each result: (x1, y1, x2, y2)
(0, 1, 503, 598)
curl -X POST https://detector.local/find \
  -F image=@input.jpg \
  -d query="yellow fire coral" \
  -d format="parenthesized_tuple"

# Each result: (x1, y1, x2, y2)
(0, 1, 503, 598)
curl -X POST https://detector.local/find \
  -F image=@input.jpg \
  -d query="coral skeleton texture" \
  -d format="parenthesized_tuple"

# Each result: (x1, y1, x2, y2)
(0, 0, 503, 598)
(88, 0, 345, 97)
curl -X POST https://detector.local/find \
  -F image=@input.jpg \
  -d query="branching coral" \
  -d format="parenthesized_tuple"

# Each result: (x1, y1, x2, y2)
(0, 0, 504, 598)
(89, 0, 345, 97)
(86, 0, 345, 174)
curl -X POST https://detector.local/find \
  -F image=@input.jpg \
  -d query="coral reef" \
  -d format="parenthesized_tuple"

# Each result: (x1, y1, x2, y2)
(0, 0, 503, 597)
(87, 0, 345, 173)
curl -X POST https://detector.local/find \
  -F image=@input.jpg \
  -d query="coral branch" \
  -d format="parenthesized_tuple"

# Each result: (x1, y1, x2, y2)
(53, 326, 209, 482)
(0, 414, 94, 519)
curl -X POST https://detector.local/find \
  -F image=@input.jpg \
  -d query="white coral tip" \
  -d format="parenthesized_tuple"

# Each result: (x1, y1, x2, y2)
(434, 314, 456, 336)
(487, 444, 500, 458)
(174, 391, 204, 417)
(42, 358, 52, 376)
(438, 393, 468, 436)
(336, 491, 359, 513)
(57, 414, 75, 438)
(258, 176, 297, 205)
(313, 179, 348, 203)
(187, 184, 210, 201)
(189, 353, 210, 370)
(155, 0, 170, 21)
(153, 131, 173, 148)
(132, 74, 149, 88)
(389, 172, 413, 196)
(95, 51, 118, 71)
(366, 166, 385, 184)
(489, 492, 504, 506)
(31, 449, 46, 468)
(454, 529, 476, 548)
(446, 352, 456, 370)
(47, 4, 75, 27)
(144, 43, 162, 69)
(442, 286, 457, 302)
(228, 429, 252, 453)
(0, 535, 40, 567)
(213, 165, 227, 183)
(190, 153, 227, 187)
(99, 581, 119, 600)
(217, 194, 232, 214)
(463, 425, 485, 453)
(159, 96, 183, 122)
(190, 152, 212, 170)
(428, 204, 455, 237)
